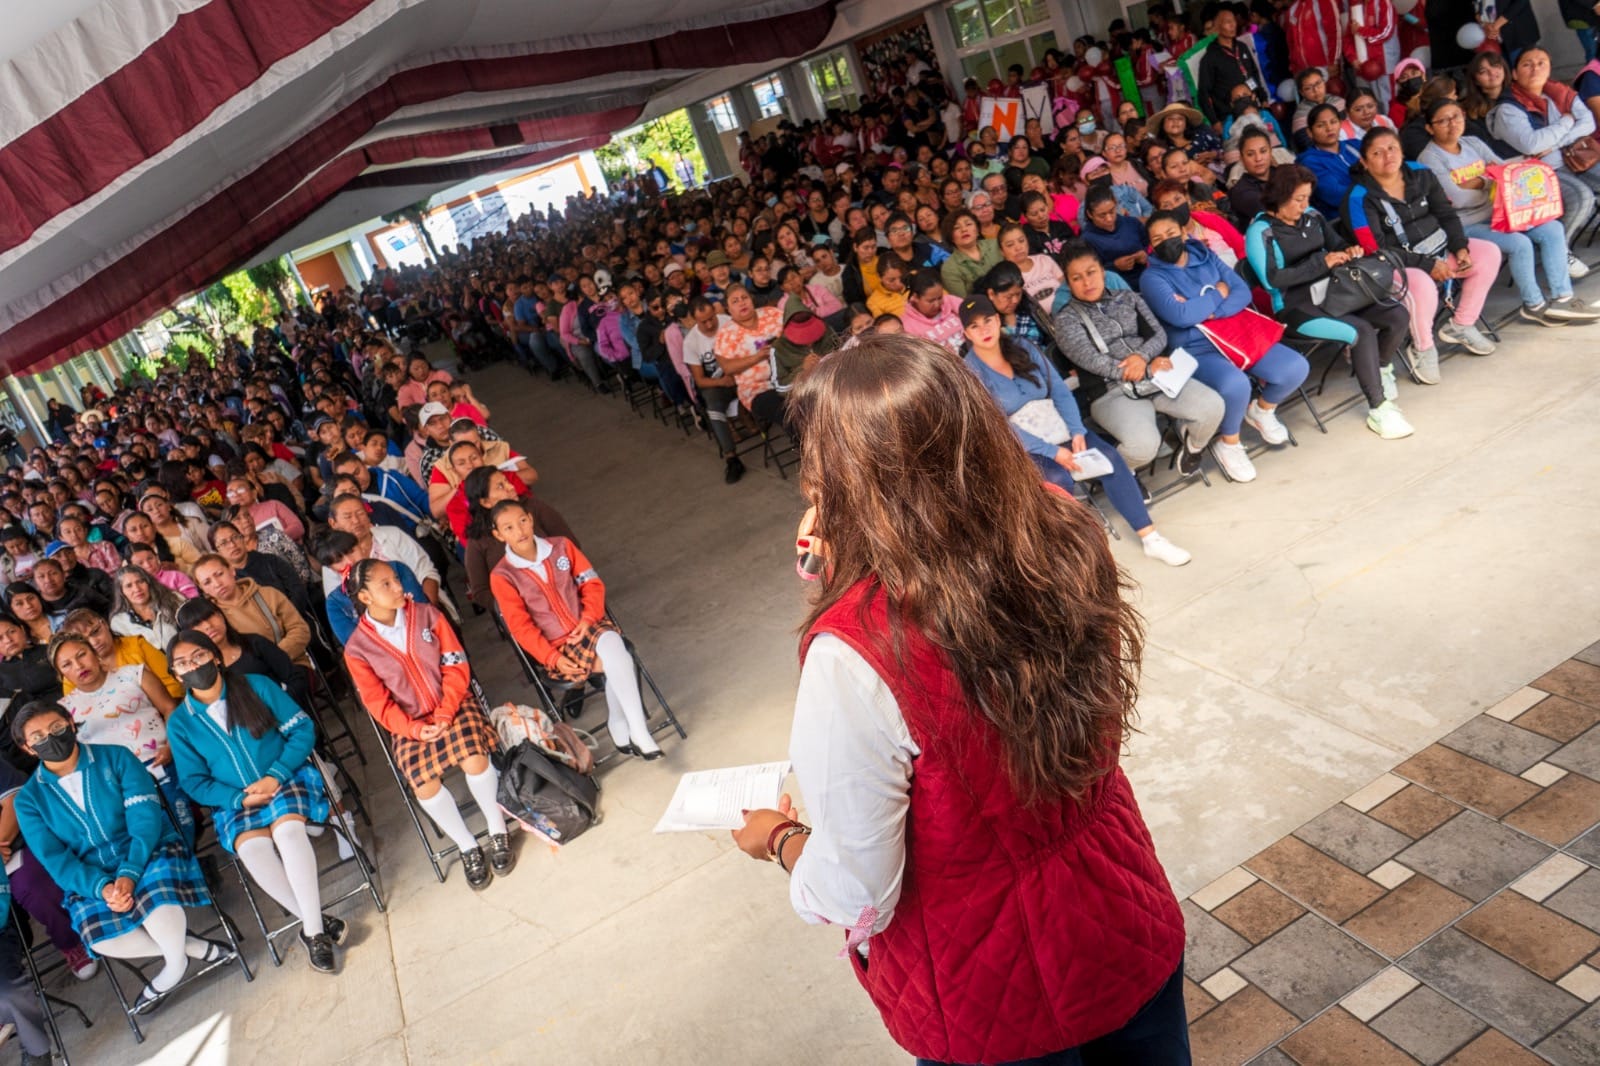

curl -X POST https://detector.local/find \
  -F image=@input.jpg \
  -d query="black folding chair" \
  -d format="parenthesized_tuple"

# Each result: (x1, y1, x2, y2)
(10, 910, 90, 1066)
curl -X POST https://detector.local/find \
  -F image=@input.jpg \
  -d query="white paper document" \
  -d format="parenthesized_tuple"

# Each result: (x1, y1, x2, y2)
(1070, 447, 1115, 480)
(1151, 346, 1198, 399)
(654, 760, 791, 833)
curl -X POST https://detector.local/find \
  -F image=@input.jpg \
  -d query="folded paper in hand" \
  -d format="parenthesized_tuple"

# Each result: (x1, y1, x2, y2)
(1150, 347, 1197, 398)
(1070, 447, 1115, 480)
(654, 761, 791, 832)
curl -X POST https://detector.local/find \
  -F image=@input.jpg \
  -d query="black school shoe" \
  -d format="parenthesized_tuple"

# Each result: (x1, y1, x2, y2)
(301, 930, 337, 974)
(322, 914, 347, 946)
(461, 846, 492, 890)
(488, 833, 516, 876)
(723, 455, 746, 484)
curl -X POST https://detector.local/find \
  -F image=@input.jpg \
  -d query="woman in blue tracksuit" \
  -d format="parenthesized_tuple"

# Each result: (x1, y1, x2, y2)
(164, 631, 345, 975)
(11, 702, 228, 1013)
(1140, 210, 1309, 484)
(958, 295, 1193, 567)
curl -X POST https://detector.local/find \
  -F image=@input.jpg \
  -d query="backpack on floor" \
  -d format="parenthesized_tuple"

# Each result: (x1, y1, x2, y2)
(495, 740, 600, 846)
(489, 701, 596, 775)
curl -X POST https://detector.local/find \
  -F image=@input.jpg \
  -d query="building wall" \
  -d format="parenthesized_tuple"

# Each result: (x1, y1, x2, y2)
(295, 249, 350, 294)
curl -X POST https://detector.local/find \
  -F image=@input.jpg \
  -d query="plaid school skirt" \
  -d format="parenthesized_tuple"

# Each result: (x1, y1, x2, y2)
(393, 699, 499, 788)
(550, 619, 618, 683)
(70, 840, 211, 950)
(213, 762, 331, 854)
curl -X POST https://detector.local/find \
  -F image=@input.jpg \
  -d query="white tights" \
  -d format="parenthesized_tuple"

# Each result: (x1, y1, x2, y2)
(89, 903, 209, 991)
(235, 819, 325, 936)
(595, 630, 658, 753)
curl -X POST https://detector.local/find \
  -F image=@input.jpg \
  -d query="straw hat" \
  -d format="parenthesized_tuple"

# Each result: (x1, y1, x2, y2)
(1147, 102, 1205, 129)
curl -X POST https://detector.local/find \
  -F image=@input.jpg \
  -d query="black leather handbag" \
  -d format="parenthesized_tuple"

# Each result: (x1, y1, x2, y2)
(1316, 251, 1405, 317)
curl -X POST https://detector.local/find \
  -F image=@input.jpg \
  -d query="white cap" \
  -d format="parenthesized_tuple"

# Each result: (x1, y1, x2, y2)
(418, 401, 450, 425)
(663, 262, 684, 276)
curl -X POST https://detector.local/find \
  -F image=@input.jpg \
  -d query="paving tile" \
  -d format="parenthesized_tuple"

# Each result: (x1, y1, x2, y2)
(1440, 715, 1561, 775)
(1245, 1052, 1296, 1066)
(1232, 913, 1385, 1020)
(1244, 836, 1385, 922)
(1537, 1000, 1600, 1065)
(1487, 686, 1557, 722)
(1395, 810, 1553, 902)
(1394, 744, 1541, 817)
(1521, 761, 1569, 786)
(1512, 854, 1591, 902)
(1213, 881, 1306, 944)
(1370, 985, 1485, 1064)
(1503, 772, 1600, 846)
(1184, 976, 1218, 1023)
(1577, 641, 1600, 669)
(1370, 785, 1462, 838)
(1276, 1007, 1416, 1065)
(1293, 804, 1413, 874)
(1182, 899, 1252, 982)
(1370, 860, 1415, 890)
(1345, 772, 1410, 813)
(1558, 965, 1600, 1003)
(1532, 659, 1600, 710)
(1191, 865, 1258, 911)
(1202, 966, 1249, 1001)
(1341, 966, 1420, 1022)
(1402, 928, 1584, 1046)
(1439, 1028, 1547, 1065)
(1455, 891, 1600, 981)
(1344, 875, 1473, 958)
(1550, 724, 1600, 781)
(1186, 984, 1297, 1066)
(1515, 696, 1600, 743)
(1547, 868, 1600, 934)
(1572, 827, 1600, 867)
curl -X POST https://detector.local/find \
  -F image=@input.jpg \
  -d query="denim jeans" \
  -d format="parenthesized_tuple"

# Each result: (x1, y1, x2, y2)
(1031, 429, 1153, 535)
(1556, 169, 1599, 242)
(917, 962, 1190, 1066)
(517, 331, 562, 376)
(1191, 344, 1310, 437)
(1466, 220, 1573, 306)
(1579, 26, 1597, 62)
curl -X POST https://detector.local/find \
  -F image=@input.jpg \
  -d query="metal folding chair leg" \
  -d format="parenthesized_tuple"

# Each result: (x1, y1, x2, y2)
(12, 912, 90, 1066)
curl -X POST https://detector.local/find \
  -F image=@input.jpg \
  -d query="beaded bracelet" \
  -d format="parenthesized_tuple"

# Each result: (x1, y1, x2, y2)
(774, 825, 812, 873)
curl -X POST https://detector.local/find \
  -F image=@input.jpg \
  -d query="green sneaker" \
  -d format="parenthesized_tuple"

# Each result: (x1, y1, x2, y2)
(1366, 400, 1415, 440)
(1380, 363, 1399, 402)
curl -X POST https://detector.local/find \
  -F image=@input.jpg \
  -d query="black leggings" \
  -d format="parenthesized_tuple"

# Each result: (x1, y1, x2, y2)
(1345, 302, 1412, 408)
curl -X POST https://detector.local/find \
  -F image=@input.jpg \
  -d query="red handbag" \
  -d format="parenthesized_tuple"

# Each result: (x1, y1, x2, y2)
(1197, 307, 1286, 370)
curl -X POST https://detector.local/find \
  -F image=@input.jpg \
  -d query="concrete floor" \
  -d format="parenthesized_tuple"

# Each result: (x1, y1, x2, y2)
(46, 317, 1600, 1065)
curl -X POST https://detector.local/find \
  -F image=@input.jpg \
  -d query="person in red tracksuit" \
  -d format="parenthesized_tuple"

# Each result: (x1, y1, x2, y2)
(487, 502, 662, 761)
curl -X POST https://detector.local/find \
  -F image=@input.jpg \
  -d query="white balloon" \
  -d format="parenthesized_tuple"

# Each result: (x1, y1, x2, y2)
(1278, 79, 1298, 102)
(1393, 0, 1418, 13)
(1066, 75, 1085, 91)
(1410, 46, 1431, 68)
(1085, 46, 1105, 66)
(1456, 23, 1486, 50)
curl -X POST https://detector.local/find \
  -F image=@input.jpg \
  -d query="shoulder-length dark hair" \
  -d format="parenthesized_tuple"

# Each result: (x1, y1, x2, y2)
(167, 629, 278, 740)
(786, 334, 1144, 806)
(462, 466, 501, 542)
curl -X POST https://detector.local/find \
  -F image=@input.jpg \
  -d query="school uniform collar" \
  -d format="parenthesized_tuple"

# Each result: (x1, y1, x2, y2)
(505, 537, 553, 570)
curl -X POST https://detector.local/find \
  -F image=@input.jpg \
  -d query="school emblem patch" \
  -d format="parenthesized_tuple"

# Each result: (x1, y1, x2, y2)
(421, 627, 435, 644)
(555, 555, 571, 572)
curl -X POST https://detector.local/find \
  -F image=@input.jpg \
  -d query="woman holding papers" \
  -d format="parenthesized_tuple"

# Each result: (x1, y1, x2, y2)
(960, 296, 1192, 566)
(1050, 241, 1225, 479)
(730, 335, 1189, 1065)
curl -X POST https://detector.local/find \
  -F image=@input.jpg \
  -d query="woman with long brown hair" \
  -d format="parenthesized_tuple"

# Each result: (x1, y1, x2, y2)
(732, 335, 1188, 1065)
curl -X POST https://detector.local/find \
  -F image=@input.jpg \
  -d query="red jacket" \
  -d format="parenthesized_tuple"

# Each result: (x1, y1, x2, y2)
(802, 580, 1184, 1063)
(345, 599, 470, 740)
(490, 538, 605, 670)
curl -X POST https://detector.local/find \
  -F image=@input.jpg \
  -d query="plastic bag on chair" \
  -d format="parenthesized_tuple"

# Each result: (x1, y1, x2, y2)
(495, 740, 600, 846)
(489, 702, 596, 775)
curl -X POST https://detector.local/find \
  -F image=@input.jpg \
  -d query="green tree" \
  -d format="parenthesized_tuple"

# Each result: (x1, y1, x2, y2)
(246, 257, 296, 314)
(595, 109, 706, 191)
(382, 199, 441, 261)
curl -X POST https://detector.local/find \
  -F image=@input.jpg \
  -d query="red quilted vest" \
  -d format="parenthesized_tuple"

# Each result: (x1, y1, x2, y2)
(802, 581, 1185, 1064)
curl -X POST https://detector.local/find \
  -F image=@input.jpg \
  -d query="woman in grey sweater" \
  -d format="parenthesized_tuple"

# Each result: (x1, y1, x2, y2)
(1050, 241, 1225, 478)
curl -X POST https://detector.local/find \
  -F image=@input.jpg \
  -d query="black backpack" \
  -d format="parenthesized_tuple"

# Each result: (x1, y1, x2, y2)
(495, 740, 600, 845)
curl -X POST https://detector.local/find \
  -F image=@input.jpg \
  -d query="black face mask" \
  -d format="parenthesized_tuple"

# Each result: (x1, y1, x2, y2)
(1231, 97, 1254, 117)
(30, 726, 76, 764)
(179, 662, 220, 692)
(1151, 236, 1187, 264)
(1170, 204, 1192, 227)
(1399, 77, 1423, 96)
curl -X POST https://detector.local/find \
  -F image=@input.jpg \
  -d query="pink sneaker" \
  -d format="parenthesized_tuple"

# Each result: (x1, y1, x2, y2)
(62, 943, 98, 981)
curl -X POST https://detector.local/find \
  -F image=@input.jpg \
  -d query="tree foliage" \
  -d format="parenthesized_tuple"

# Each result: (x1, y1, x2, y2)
(382, 198, 441, 262)
(595, 109, 706, 190)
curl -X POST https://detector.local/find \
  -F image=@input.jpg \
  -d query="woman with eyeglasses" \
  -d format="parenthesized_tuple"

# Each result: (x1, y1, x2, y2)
(164, 630, 345, 975)
(12, 700, 229, 1014)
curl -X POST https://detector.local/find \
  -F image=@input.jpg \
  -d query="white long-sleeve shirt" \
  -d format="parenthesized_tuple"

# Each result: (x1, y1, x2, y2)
(787, 634, 919, 940)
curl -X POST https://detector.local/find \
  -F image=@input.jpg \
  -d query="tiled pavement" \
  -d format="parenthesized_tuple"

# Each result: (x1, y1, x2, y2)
(1181, 648, 1600, 1065)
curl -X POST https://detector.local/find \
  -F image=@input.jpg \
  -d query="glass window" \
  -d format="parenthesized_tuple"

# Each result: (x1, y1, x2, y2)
(750, 73, 787, 120)
(705, 94, 739, 133)
(807, 51, 858, 111)
(1017, 0, 1051, 27)
(961, 52, 999, 87)
(947, 0, 1058, 91)
(983, 0, 1021, 38)
(947, 0, 988, 47)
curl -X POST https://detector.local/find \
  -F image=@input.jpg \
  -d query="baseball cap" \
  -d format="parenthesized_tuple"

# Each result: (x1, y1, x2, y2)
(662, 262, 684, 277)
(835, 162, 853, 175)
(418, 402, 451, 425)
(958, 295, 998, 327)
(43, 541, 69, 559)
(1082, 155, 1109, 177)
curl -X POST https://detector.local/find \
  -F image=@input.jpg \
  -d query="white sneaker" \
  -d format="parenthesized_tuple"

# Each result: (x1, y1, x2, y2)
(1437, 320, 1496, 356)
(1366, 401, 1415, 439)
(1243, 400, 1289, 445)
(1210, 440, 1257, 482)
(1569, 254, 1591, 280)
(1141, 531, 1192, 567)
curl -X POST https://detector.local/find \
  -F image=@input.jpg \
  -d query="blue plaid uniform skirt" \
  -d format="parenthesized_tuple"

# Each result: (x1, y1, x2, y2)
(213, 762, 330, 854)
(70, 840, 210, 950)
